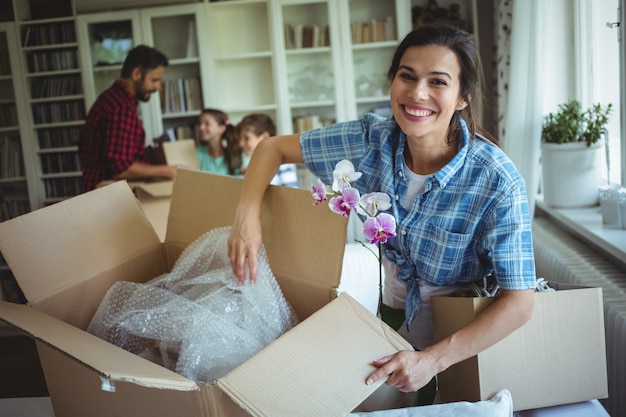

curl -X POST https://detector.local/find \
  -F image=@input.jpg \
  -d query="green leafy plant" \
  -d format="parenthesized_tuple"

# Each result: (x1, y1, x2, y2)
(541, 99, 613, 147)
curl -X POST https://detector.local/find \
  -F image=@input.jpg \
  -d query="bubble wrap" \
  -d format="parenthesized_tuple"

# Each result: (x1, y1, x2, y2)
(87, 226, 299, 382)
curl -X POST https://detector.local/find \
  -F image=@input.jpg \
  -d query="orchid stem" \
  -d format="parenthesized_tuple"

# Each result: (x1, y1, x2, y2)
(378, 242, 383, 322)
(354, 239, 380, 261)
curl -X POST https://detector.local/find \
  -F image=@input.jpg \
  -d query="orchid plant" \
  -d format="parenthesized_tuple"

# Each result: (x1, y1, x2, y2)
(312, 159, 397, 319)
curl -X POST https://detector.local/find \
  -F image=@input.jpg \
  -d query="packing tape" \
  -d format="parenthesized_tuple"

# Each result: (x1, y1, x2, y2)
(100, 376, 116, 392)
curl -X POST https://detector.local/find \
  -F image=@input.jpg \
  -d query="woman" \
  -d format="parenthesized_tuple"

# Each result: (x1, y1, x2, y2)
(227, 24, 536, 397)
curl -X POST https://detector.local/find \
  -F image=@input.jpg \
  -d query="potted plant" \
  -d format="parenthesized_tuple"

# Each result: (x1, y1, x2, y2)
(541, 99, 613, 208)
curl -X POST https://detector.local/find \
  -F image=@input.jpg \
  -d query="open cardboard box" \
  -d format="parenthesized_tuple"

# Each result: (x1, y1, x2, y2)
(130, 180, 173, 241)
(129, 139, 199, 241)
(161, 139, 200, 170)
(0, 170, 412, 417)
(148, 138, 200, 169)
(431, 282, 608, 411)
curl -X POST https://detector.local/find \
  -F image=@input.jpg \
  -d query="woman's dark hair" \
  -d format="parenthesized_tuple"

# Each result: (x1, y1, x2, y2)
(387, 24, 497, 145)
(121, 45, 169, 78)
(200, 108, 242, 175)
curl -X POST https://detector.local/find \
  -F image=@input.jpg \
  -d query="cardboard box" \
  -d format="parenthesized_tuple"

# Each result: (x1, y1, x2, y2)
(130, 138, 199, 241)
(162, 139, 200, 170)
(130, 180, 173, 241)
(431, 283, 608, 411)
(0, 170, 412, 417)
(148, 139, 200, 169)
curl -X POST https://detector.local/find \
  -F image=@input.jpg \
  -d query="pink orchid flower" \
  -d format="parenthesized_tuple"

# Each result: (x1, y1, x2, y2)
(358, 192, 392, 217)
(311, 179, 327, 205)
(363, 213, 397, 244)
(329, 187, 360, 217)
(332, 159, 362, 192)
(312, 159, 396, 321)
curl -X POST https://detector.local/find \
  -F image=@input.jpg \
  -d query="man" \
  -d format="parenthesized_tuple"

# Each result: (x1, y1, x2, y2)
(79, 45, 177, 192)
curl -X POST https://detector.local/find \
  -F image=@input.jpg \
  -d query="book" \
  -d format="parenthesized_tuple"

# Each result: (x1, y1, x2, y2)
(284, 24, 295, 49)
(186, 20, 198, 58)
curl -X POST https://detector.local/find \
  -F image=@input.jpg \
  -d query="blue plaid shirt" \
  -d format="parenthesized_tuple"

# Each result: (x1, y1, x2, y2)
(301, 113, 536, 325)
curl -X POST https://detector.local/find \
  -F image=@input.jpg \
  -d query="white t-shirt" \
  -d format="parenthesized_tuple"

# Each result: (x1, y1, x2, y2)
(383, 164, 462, 350)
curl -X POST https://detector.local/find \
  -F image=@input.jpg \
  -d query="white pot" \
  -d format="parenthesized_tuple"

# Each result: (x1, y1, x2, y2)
(541, 141, 602, 208)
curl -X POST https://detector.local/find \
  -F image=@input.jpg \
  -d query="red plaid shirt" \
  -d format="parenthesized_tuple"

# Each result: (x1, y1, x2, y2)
(79, 80, 148, 191)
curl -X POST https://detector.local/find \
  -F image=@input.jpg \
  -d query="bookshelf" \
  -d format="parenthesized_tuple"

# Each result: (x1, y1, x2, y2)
(77, 3, 208, 144)
(14, 0, 86, 207)
(141, 4, 208, 142)
(271, 0, 345, 136)
(0, 0, 479, 213)
(205, 0, 277, 126)
(0, 22, 32, 220)
(337, 0, 408, 120)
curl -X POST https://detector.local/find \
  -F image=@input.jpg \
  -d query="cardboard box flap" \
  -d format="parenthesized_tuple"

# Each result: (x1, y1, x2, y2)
(166, 170, 348, 289)
(162, 139, 200, 170)
(0, 182, 161, 310)
(216, 293, 412, 417)
(0, 301, 198, 391)
(431, 284, 608, 410)
(132, 180, 174, 198)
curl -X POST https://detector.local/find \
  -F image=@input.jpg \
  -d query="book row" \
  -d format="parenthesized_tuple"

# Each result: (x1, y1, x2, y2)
(0, 135, 24, 178)
(351, 17, 397, 44)
(0, 103, 17, 128)
(21, 22, 77, 48)
(0, 51, 10, 76)
(26, 49, 79, 73)
(161, 78, 202, 114)
(32, 100, 85, 124)
(44, 177, 83, 199)
(292, 114, 335, 133)
(40, 152, 80, 174)
(164, 123, 196, 142)
(0, 198, 30, 222)
(284, 24, 331, 49)
(30, 74, 83, 99)
(37, 126, 81, 149)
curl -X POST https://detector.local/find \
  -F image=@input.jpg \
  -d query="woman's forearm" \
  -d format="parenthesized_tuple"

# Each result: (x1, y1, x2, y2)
(425, 288, 535, 374)
(228, 134, 303, 283)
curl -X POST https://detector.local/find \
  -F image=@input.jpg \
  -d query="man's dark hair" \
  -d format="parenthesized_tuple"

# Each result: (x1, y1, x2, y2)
(121, 45, 169, 78)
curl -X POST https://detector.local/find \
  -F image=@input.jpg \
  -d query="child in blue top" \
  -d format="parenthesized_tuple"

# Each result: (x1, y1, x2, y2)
(196, 108, 241, 176)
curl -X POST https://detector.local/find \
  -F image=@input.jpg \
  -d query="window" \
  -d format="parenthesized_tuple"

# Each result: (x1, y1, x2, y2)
(587, 0, 623, 185)
(538, 0, 625, 265)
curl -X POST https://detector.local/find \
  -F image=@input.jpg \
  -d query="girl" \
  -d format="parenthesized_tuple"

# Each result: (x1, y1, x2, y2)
(196, 108, 242, 176)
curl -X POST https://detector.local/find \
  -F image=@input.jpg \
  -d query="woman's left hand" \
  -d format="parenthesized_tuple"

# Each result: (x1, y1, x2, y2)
(366, 289, 534, 392)
(366, 350, 437, 393)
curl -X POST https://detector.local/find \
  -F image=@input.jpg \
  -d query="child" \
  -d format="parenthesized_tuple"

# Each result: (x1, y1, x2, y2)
(236, 113, 298, 187)
(196, 109, 242, 176)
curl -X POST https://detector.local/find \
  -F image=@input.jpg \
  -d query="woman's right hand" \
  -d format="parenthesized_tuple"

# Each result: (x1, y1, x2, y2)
(227, 133, 303, 284)
(228, 206, 263, 284)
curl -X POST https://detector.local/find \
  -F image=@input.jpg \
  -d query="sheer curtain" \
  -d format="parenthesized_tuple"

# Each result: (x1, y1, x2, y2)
(496, 0, 545, 219)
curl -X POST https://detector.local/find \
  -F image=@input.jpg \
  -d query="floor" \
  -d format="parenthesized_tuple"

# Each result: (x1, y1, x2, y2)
(0, 325, 54, 417)
(0, 397, 54, 417)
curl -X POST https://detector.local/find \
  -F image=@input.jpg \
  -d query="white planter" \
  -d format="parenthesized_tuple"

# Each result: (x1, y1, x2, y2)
(541, 141, 602, 208)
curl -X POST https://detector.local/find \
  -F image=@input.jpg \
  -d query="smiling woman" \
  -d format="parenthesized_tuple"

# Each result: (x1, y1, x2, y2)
(227, 23, 536, 405)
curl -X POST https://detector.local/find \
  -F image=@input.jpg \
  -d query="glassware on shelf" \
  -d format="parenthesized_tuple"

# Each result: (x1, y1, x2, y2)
(288, 65, 333, 102)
